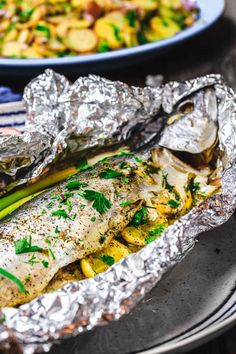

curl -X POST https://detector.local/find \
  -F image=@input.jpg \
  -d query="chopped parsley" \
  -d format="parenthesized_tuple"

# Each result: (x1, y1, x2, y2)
(55, 226, 59, 234)
(145, 234, 157, 244)
(148, 224, 165, 237)
(99, 168, 124, 179)
(35, 24, 50, 38)
(125, 10, 137, 27)
(65, 199, 72, 212)
(137, 31, 148, 45)
(42, 260, 49, 268)
(25, 274, 31, 282)
(111, 24, 121, 41)
(189, 181, 201, 193)
(44, 238, 51, 245)
(168, 199, 180, 208)
(162, 173, 174, 192)
(66, 180, 88, 190)
(100, 255, 115, 266)
(90, 216, 96, 222)
(119, 162, 130, 169)
(19, 8, 34, 22)
(130, 207, 148, 227)
(98, 40, 110, 53)
(15, 236, 43, 255)
(120, 200, 131, 207)
(25, 254, 39, 266)
(134, 156, 144, 163)
(51, 209, 70, 219)
(82, 190, 112, 214)
(46, 201, 54, 209)
(99, 235, 106, 244)
(121, 177, 129, 183)
(49, 248, 56, 260)
(77, 159, 94, 172)
(0, 267, 28, 294)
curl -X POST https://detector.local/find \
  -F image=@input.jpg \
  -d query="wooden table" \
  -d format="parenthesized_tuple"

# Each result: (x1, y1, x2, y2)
(0, 0, 235, 352)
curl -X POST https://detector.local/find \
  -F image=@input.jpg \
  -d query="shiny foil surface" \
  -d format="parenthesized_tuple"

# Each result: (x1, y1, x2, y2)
(0, 69, 162, 194)
(0, 72, 235, 354)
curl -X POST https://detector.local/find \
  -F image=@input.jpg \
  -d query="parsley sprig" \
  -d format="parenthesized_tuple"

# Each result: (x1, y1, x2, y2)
(15, 236, 43, 255)
(100, 255, 115, 266)
(99, 169, 124, 179)
(82, 190, 112, 214)
(130, 207, 148, 227)
(66, 180, 88, 190)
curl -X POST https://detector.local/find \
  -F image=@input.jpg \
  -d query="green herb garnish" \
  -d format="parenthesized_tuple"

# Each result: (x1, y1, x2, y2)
(99, 235, 106, 244)
(145, 234, 157, 244)
(42, 260, 49, 268)
(120, 200, 131, 207)
(125, 10, 137, 27)
(35, 24, 50, 38)
(99, 169, 124, 179)
(148, 224, 165, 237)
(189, 181, 201, 193)
(19, 8, 34, 22)
(51, 209, 70, 219)
(55, 226, 59, 234)
(168, 199, 180, 208)
(98, 40, 110, 53)
(46, 201, 54, 209)
(90, 216, 96, 222)
(162, 173, 174, 192)
(44, 238, 51, 245)
(77, 159, 94, 172)
(130, 207, 148, 227)
(66, 180, 88, 190)
(49, 248, 56, 260)
(111, 24, 121, 41)
(100, 255, 115, 266)
(121, 177, 129, 183)
(0, 268, 28, 294)
(25, 254, 39, 266)
(25, 274, 31, 282)
(15, 236, 43, 255)
(82, 190, 112, 214)
(119, 162, 130, 169)
(134, 156, 143, 163)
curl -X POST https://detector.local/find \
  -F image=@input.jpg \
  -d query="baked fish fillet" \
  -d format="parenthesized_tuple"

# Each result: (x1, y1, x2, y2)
(0, 148, 220, 307)
(0, 154, 145, 307)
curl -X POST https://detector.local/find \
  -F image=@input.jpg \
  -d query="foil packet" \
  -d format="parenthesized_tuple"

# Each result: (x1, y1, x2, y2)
(0, 69, 162, 194)
(0, 72, 235, 354)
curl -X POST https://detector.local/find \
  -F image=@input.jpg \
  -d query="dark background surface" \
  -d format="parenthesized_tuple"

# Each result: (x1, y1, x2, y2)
(0, 0, 235, 352)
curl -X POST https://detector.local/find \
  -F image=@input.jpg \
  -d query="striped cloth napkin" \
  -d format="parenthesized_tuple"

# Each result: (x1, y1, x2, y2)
(0, 86, 26, 132)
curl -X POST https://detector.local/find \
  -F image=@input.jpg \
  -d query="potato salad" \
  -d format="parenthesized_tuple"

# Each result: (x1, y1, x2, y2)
(0, 0, 199, 58)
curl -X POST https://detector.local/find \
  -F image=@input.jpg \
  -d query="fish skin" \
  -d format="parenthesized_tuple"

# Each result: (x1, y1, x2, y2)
(0, 156, 145, 307)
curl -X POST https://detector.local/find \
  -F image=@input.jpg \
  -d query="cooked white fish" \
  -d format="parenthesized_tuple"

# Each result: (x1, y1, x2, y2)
(0, 148, 220, 307)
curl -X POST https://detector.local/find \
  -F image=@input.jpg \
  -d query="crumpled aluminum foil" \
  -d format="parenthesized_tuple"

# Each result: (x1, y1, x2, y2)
(0, 73, 235, 354)
(0, 69, 162, 194)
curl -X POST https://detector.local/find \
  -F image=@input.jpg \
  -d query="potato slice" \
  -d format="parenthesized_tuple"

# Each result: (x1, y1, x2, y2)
(132, 0, 159, 11)
(150, 16, 180, 39)
(18, 29, 29, 43)
(3, 28, 18, 42)
(160, 0, 182, 9)
(95, 17, 122, 49)
(56, 18, 92, 38)
(81, 240, 130, 278)
(1, 41, 22, 57)
(22, 46, 43, 58)
(64, 28, 98, 52)
(121, 220, 167, 246)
